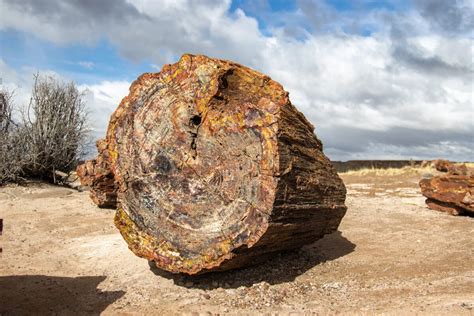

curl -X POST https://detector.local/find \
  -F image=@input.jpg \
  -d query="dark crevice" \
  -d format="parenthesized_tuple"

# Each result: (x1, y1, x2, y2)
(213, 69, 233, 103)
(189, 114, 202, 159)
(188, 69, 233, 159)
(190, 115, 202, 126)
(218, 72, 230, 89)
(189, 131, 198, 154)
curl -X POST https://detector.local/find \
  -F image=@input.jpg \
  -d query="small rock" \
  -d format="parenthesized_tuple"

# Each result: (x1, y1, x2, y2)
(420, 175, 474, 216)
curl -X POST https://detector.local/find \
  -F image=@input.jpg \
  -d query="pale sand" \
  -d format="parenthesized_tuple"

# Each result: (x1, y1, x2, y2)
(0, 172, 473, 315)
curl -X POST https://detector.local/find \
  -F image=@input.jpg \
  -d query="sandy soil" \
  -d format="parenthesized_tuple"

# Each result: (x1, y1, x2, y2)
(0, 172, 473, 315)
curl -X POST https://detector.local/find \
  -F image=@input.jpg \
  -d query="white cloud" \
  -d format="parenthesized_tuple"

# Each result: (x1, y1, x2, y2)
(78, 61, 95, 69)
(0, 60, 129, 144)
(0, 59, 66, 115)
(0, 0, 472, 160)
(77, 81, 130, 140)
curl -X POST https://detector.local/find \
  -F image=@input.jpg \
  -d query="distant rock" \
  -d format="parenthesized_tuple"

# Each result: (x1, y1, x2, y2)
(447, 164, 469, 176)
(419, 175, 474, 216)
(433, 159, 451, 172)
(432, 159, 469, 175)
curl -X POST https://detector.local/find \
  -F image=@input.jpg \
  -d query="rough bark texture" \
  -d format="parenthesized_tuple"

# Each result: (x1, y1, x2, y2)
(419, 175, 474, 216)
(105, 54, 346, 274)
(76, 139, 117, 208)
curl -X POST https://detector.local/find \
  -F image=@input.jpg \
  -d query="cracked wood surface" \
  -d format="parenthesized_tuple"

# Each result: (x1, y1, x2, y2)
(106, 54, 346, 274)
(77, 139, 117, 208)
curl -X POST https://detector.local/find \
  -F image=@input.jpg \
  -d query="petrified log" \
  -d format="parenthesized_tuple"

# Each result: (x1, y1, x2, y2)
(446, 163, 469, 176)
(433, 159, 451, 172)
(432, 159, 469, 175)
(419, 175, 474, 216)
(76, 139, 117, 208)
(105, 54, 346, 274)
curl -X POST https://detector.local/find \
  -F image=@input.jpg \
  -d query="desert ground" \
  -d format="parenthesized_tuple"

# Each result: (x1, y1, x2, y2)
(0, 168, 473, 315)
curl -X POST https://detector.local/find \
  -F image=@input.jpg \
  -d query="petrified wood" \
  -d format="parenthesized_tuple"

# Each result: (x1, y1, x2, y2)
(107, 54, 347, 274)
(433, 159, 451, 172)
(77, 139, 117, 208)
(432, 159, 469, 175)
(419, 175, 474, 216)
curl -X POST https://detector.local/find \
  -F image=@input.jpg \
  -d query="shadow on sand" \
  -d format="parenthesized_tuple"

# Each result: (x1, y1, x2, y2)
(149, 231, 355, 289)
(0, 275, 125, 315)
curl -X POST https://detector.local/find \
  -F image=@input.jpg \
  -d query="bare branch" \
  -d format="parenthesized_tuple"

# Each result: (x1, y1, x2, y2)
(0, 74, 90, 184)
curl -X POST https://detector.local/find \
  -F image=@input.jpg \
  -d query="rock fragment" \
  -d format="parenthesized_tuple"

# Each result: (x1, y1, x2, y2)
(419, 175, 474, 216)
(76, 139, 117, 208)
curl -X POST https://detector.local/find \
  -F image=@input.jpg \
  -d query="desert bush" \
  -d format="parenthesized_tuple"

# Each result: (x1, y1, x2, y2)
(20, 74, 89, 179)
(0, 126, 29, 184)
(0, 89, 14, 133)
(0, 74, 89, 184)
(0, 90, 27, 183)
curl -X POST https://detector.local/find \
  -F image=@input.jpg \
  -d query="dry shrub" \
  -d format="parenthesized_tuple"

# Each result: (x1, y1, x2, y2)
(0, 74, 89, 184)
(0, 90, 14, 133)
(21, 75, 89, 179)
(0, 90, 27, 183)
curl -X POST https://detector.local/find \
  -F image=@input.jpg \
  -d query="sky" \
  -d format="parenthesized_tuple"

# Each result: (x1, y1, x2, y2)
(0, 0, 472, 161)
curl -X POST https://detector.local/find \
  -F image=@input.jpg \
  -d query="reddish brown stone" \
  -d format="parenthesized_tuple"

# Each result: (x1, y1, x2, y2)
(104, 54, 347, 274)
(425, 199, 463, 216)
(433, 159, 451, 172)
(432, 159, 469, 175)
(76, 139, 117, 208)
(447, 163, 469, 176)
(419, 175, 474, 216)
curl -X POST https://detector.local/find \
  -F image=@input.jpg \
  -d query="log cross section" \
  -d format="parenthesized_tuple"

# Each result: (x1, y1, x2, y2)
(103, 54, 347, 274)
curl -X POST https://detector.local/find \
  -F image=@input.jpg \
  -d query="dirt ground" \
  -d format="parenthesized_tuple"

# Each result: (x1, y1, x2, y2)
(0, 171, 473, 315)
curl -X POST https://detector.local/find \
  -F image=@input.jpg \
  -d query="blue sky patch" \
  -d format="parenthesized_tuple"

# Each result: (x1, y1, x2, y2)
(1, 30, 152, 84)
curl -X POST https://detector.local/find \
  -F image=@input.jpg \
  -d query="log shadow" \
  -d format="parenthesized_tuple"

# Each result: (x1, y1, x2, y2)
(0, 275, 125, 315)
(149, 231, 355, 289)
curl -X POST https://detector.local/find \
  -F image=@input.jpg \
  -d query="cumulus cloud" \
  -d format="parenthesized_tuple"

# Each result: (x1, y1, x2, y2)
(0, 0, 472, 160)
(78, 80, 131, 140)
(0, 59, 63, 114)
(413, 0, 474, 35)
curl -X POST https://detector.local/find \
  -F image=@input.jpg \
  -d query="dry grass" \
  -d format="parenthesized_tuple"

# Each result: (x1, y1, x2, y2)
(339, 165, 436, 177)
(464, 162, 474, 169)
(339, 162, 474, 177)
